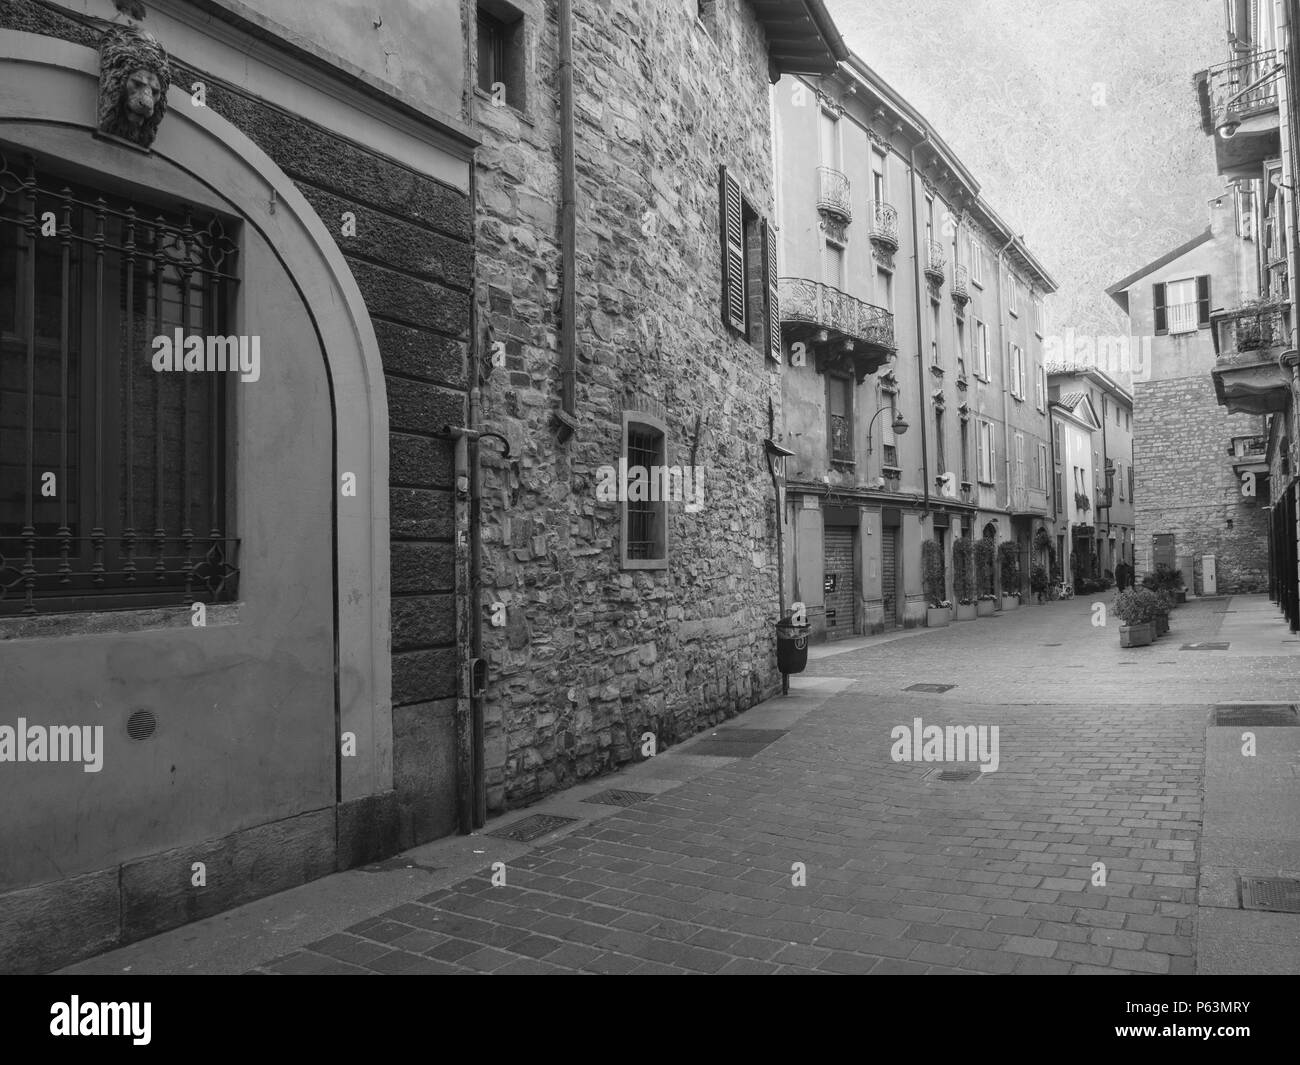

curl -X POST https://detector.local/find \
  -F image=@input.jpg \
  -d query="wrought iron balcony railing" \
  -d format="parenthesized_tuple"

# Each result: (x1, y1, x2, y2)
(952, 263, 970, 304)
(1197, 49, 1282, 134)
(925, 240, 946, 284)
(1211, 302, 1289, 356)
(779, 277, 895, 351)
(869, 200, 898, 251)
(817, 166, 852, 224)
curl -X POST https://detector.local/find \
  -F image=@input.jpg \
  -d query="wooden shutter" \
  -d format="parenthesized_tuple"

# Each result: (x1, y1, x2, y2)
(763, 218, 780, 361)
(1196, 274, 1211, 326)
(719, 166, 745, 332)
(1153, 282, 1167, 334)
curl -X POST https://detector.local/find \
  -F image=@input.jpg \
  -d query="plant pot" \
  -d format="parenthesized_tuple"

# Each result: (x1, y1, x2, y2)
(1120, 622, 1153, 648)
(955, 602, 977, 621)
(926, 607, 950, 628)
(1175, 590, 1187, 604)
(1154, 613, 1169, 636)
(1001, 596, 1019, 611)
(976, 599, 996, 617)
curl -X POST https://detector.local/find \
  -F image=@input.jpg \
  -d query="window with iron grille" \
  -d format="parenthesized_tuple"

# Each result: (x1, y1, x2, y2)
(0, 150, 239, 615)
(828, 374, 853, 468)
(621, 413, 668, 569)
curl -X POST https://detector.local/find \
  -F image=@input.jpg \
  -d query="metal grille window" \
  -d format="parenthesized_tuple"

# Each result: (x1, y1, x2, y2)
(623, 419, 667, 566)
(0, 151, 239, 615)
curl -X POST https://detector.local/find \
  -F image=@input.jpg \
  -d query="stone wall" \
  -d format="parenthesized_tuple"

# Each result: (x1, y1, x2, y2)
(1133, 377, 1268, 594)
(473, 0, 783, 810)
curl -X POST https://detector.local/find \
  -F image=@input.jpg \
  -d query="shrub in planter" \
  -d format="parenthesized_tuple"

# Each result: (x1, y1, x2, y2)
(998, 541, 1020, 608)
(922, 539, 949, 626)
(1113, 588, 1158, 647)
(975, 538, 996, 599)
(1030, 563, 1048, 603)
(953, 538, 976, 615)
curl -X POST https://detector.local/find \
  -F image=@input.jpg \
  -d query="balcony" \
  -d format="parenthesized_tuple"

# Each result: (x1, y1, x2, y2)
(816, 166, 852, 225)
(1210, 302, 1293, 415)
(869, 201, 899, 253)
(780, 277, 896, 384)
(952, 264, 970, 307)
(924, 240, 946, 286)
(1194, 50, 1283, 178)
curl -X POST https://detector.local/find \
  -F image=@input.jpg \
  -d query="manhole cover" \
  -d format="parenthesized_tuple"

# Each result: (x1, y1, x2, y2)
(690, 728, 787, 758)
(486, 813, 580, 842)
(126, 709, 157, 740)
(1212, 704, 1299, 727)
(358, 857, 440, 874)
(583, 788, 654, 807)
(1182, 642, 1230, 651)
(904, 683, 955, 693)
(924, 767, 981, 783)
(1240, 876, 1300, 913)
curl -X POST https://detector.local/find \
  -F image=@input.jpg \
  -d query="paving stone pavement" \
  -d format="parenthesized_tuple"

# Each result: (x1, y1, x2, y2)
(245, 596, 1295, 976)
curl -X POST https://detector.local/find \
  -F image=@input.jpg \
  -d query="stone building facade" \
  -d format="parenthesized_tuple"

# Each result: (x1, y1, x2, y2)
(1107, 199, 1270, 594)
(0, 0, 473, 970)
(469, 0, 844, 809)
(771, 53, 1058, 638)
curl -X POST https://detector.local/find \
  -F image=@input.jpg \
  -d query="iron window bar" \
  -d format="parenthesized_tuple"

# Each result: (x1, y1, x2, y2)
(0, 150, 240, 615)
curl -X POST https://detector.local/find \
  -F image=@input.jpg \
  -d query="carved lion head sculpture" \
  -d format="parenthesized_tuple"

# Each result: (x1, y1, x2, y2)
(98, 25, 172, 148)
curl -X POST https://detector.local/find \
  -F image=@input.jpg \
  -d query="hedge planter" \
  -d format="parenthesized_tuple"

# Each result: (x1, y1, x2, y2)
(926, 607, 951, 628)
(976, 598, 996, 617)
(955, 602, 977, 622)
(1154, 613, 1169, 637)
(1001, 596, 1019, 612)
(1120, 622, 1153, 648)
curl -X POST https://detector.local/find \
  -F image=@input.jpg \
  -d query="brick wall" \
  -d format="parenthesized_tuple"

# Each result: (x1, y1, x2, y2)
(474, 0, 782, 810)
(1133, 376, 1268, 594)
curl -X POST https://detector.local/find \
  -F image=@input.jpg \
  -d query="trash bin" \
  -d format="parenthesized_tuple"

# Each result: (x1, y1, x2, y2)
(775, 615, 810, 675)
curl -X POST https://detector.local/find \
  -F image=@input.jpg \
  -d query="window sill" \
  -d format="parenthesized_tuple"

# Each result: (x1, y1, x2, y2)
(473, 87, 532, 126)
(0, 601, 241, 642)
(929, 364, 945, 377)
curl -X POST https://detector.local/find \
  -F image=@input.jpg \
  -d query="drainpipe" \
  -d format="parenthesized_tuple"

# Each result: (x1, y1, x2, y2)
(556, 0, 578, 440)
(908, 130, 931, 517)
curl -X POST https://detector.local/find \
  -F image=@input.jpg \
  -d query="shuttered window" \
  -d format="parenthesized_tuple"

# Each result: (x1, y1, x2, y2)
(719, 165, 745, 332)
(764, 220, 779, 361)
(1196, 274, 1211, 326)
(1153, 282, 1167, 335)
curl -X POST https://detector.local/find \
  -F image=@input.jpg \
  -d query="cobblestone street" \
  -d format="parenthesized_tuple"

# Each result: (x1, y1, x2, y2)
(70, 595, 1297, 976)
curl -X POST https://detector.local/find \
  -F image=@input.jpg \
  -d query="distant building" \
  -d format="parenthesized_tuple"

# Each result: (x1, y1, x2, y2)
(772, 53, 1058, 637)
(1106, 197, 1269, 594)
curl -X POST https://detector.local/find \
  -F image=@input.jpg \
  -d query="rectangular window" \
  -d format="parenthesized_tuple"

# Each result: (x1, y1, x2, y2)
(1034, 296, 1045, 335)
(1163, 277, 1198, 334)
(1007, 272, 1019, 315)
(819, 109, 841, 170)
(925, 195, 935, 247)
(871, 149, 886, 207)
(621, 415, 668, 568)
(1128, 464, 1134, 500)
(931, 299, 941, 367)
(876, 266, 893, 312)
(1036, 364, 1045, 411)
(1054, 469, 1063, 513)
(719, 165, 778, 359)
(828, 375, 853, 466)
(961, 419, 970, 482)
(1009, 343, 1024, 399)
(1052, 419, 1062, 460)
(0, 157, 238, 614)
(1117, 461, 1125, 499)
(969, 235, 983, 286)
(955, 316, 966, 377)
(978, 420, 996, 484)
(1036, 443, 1048, 490)
(1014, 432, 1025, 490)
(975, 319, 989, 379)
(882, 388, 898, 468)
(934, 410, 945, 472)
(476, 2, 525, 108)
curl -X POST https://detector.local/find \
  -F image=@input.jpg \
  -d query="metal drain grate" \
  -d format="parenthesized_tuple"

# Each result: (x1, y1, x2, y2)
(486, 813, 580, 842)
(1212, 703, 1299, 727)
(126, 709, 157, 740)
(1181, 642, 1230, 651)
(924, 767, 981, 783)
(583, 788, 654, 808)
(1240, 876, 1300, 913)
(905, 683, 956, 693)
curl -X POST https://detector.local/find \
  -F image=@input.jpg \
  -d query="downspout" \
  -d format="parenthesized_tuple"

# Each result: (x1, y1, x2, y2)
(908, 130, 931, 516)
(557, 0, 578, 437)
(994, 229, 1015, 592)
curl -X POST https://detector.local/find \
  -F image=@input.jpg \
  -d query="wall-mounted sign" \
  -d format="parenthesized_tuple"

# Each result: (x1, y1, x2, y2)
(824, 573, 838, 593)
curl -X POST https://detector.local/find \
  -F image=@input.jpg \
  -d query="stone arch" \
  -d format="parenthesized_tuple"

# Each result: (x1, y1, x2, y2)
(0, 30, 392, 799)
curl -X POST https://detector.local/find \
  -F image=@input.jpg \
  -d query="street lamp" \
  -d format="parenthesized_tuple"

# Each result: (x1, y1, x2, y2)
(864, 406, 909, 453)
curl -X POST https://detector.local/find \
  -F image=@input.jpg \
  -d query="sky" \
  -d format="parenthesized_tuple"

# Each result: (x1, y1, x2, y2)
(825, 0, 1227, 339)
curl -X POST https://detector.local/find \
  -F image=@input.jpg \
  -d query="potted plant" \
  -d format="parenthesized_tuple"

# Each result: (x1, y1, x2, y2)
(953, 537, 977, 620)
(975, 537, 997, 615)
(1113, 587, 1157, 647)
(1030, 563, 1049, 604)
(998, 541, 1020, 611)
(1153, 589, 1174, 635)
(923, 539, 949, 627)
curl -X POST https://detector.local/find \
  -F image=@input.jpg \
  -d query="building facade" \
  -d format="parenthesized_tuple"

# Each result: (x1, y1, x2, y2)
(1107, 197, 1271, 595)
(1047, 368, 1135, 577)
(771, 54, 1058, 639)
(469, 0, 844, 809)
(1195, 0, 1299, 623)
(0, 0, 476, 971)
